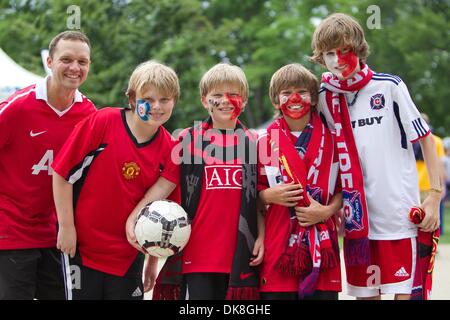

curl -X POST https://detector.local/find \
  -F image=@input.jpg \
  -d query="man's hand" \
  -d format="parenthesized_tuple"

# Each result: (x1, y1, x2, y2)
(57, 225, 77, 258)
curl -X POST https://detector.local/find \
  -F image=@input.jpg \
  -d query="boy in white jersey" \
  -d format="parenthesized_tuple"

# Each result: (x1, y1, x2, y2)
(311, 13, 442, 300)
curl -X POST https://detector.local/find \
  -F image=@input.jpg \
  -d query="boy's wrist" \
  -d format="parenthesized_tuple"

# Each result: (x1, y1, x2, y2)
(59, 222, 75, 229)
(259, 189, 271, 205)
(429, 187, 443, 194)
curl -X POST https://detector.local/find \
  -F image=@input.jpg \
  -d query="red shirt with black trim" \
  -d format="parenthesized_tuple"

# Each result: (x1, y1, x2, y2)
(0, 79, 95, 250)
(52, 107, 179, 276)
(181, 130, 243, 274)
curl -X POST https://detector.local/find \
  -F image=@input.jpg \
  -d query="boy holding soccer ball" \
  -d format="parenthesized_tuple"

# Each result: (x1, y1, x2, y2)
(52, 61, 180, 300)
(312, 13, 442, 300)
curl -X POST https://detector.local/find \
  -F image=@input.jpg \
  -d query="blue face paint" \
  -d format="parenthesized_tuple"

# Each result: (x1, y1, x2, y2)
(136, 99, 151, 121)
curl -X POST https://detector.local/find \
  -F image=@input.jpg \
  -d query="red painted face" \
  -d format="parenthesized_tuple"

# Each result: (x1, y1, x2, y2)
(336, 48, 359, 78)
(224, 93, 244, 120)
(279, 92, 311, 120)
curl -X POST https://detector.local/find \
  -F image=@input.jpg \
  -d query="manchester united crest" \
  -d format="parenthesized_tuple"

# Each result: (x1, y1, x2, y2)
(370, 93, 385, 110)
(122, 162, 140, 180)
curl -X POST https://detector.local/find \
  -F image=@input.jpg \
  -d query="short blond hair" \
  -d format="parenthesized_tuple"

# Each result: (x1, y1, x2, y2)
(126, 60, 180, 106)
(311, 13, 369, 65)
(199, 63, 249, 102)
(269, 64, 319, 107)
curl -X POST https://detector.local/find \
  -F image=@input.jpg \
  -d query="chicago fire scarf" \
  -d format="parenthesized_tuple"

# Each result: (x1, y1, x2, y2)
(266, 114, 338, 298)
(153, 117, 259, 300)
(409, 207, 440, 300)
(320, 64, 373, 268)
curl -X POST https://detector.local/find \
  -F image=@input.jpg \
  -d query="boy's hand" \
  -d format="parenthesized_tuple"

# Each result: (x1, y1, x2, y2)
(126, 212, 147, 254)
(249, 236, 264, 266)
(295, 194, 331, 227)
(420, 193, 441, 232)
(57, 225, 77, 258)
(260, 182, 303, 207)
(143, 256, 159, 292)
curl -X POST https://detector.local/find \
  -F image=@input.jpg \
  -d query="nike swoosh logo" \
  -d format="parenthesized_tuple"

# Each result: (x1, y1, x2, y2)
(30, 130, 47, 137)
(239, 272, 253, 280)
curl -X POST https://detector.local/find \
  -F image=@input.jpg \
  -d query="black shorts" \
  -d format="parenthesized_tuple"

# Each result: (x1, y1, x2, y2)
(66, 251, 145, 300)
(260, 290, 338, 300)
(181, 273, 229, 300)
(0, 248, 65, 300)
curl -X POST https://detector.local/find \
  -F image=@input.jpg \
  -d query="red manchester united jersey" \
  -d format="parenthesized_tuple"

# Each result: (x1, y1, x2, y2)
(52, 108, 179, 276)
(0, 78, 96, 250)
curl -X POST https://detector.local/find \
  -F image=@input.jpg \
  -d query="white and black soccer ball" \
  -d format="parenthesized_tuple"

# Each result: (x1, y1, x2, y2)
(134, 200, 191, 258)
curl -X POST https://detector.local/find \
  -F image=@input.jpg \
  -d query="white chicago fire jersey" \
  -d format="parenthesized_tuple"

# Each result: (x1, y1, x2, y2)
(318, 72, 429, 240)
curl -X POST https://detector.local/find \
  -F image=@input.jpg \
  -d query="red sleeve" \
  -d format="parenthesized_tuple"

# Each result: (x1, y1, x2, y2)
(52, 111, 107, 182)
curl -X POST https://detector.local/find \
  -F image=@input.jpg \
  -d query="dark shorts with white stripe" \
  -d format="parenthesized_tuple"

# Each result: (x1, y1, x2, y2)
(66, 252, 145, 300)
(0, 248, 66, 300)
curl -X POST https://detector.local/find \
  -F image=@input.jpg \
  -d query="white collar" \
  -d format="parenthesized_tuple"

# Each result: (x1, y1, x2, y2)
(35, 76, 83, 117)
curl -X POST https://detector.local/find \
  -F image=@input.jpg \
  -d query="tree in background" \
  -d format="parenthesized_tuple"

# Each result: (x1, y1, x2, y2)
(0, 0, 448, 134)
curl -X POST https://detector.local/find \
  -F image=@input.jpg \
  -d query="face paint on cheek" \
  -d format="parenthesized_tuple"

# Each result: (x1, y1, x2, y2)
(279, 92, 311, 120)
(224, 93, 243, 120)
(207, 98, 221, 113)
(337, 49, 358, 78)
(136, 99, 151, 121)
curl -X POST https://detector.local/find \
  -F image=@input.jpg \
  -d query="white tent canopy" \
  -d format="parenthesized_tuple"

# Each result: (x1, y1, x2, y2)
(0, 48, 44, 100)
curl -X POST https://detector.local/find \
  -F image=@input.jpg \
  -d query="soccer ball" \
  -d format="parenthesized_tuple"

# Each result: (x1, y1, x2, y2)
(134, 200, 191, 258)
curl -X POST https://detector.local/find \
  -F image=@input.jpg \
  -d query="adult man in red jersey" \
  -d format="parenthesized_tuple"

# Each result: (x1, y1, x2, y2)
(0, 31, 96, 300)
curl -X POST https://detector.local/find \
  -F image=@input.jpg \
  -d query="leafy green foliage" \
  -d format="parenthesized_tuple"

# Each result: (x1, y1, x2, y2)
(0, 0, 448, 134)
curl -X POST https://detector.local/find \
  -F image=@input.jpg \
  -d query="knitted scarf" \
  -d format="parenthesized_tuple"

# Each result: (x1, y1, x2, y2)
(153, 117, 259, 300)
(266, 113, 338, 298)
(320, 64, 373, 268)
(409, 207, 440, 300)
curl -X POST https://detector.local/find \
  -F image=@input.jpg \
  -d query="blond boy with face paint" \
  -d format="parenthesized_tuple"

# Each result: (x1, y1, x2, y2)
(153, 63, 262, 300)
(53, 61, 180, 300)
(312, 13, 442, 300)
(257, 64, 342, 300)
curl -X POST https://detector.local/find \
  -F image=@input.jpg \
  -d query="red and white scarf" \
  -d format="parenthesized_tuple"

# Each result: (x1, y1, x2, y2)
(266, 113, 338, 298)
(409, 207, 440, 300)
(321, 64, 373, 268)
